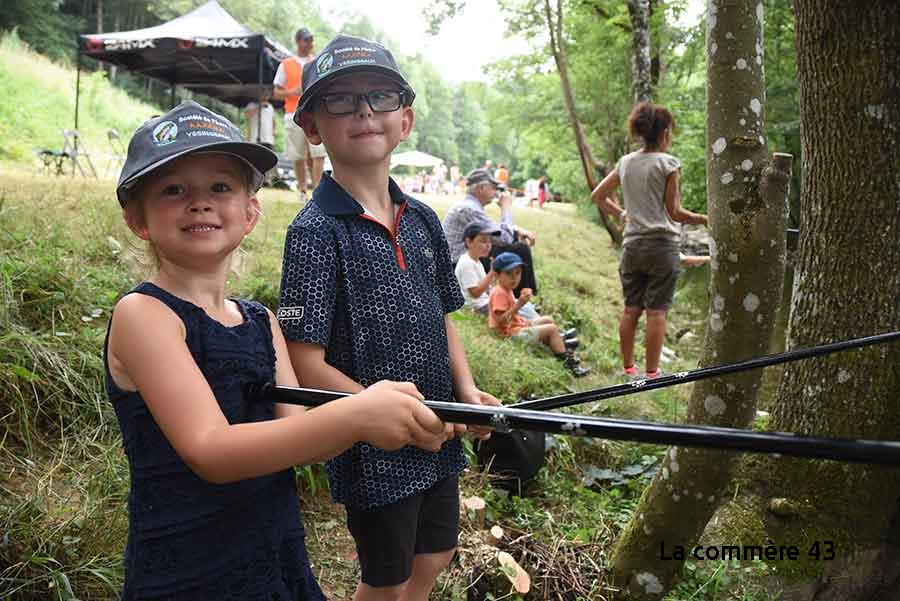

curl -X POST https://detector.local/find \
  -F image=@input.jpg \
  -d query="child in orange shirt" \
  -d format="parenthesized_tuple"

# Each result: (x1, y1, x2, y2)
(488, 253, 590, 377)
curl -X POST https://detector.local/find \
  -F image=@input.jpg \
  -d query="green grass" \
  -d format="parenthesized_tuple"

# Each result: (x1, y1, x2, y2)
(0, 172, 713, 600)
(0, 33, 158, 167)
(0, 35, 781, 601)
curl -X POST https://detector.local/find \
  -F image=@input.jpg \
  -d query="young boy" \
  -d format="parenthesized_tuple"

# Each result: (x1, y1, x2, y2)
(488, 252, 591, 377)
(277, 35, 501, 601)
(455, 222, 539, 320)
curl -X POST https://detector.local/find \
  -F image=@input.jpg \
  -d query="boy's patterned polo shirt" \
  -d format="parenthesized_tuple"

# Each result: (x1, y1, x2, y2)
(278, 173, 466, 509)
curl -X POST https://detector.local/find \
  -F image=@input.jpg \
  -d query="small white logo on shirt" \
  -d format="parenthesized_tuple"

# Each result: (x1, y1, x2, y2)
(277, 306, 305, 321)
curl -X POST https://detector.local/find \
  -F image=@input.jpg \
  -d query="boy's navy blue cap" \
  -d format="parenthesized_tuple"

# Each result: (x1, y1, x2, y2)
(295, 27, 313, 41)
(463, 222, 501, 240)
(466, 168, 501, 187)
(492, 252, 526, 272)
(116, 100, 278, 206)
(294, 34, 416, 119)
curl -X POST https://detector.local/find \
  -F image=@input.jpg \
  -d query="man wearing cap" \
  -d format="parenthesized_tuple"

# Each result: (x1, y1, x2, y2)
(273, 27, 327, 201)
(442, 168, 539, 296)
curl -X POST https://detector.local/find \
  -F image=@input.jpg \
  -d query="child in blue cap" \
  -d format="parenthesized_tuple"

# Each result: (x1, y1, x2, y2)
(488, 252, 590, 377)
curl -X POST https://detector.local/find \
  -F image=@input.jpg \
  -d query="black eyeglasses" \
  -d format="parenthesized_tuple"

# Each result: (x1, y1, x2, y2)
(318, 90, 406, 116)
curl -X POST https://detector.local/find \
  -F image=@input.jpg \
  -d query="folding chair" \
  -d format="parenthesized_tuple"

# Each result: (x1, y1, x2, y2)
(35, 147, 72, 176)
(104, 129, 127, 178)
(61, 129, 98, 178)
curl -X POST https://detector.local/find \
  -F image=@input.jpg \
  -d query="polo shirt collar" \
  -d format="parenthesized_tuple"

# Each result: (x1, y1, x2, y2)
(313, 171, 407, 216)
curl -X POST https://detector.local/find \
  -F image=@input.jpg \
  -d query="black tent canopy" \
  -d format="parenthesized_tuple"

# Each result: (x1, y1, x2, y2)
(76, 0, 291, 127)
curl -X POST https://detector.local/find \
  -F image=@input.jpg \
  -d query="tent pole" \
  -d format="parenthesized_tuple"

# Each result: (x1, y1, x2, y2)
(74, 35, 82, 141)
(256, 41, 263, 143)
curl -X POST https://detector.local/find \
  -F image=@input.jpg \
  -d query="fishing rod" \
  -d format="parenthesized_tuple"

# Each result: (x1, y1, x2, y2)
(510, 330, 900, 412)
(250, 383, 900, 466)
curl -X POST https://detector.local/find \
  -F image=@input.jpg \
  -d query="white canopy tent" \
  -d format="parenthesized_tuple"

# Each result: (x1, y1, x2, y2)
(390, 150, 445, 169)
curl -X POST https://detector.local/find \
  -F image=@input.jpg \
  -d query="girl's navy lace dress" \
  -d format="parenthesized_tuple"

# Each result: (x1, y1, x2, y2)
(105, 283, 326, 601)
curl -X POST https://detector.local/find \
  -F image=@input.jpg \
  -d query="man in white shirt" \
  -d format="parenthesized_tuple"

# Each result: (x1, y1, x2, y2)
(244, 94, 276, 149)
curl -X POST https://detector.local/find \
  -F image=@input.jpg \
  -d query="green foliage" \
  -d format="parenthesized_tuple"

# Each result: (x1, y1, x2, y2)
(0, 0, 800, 220)
(667, 559, 778, 601)
(0, 33, 157, 164)
(0, 0, 82, 63)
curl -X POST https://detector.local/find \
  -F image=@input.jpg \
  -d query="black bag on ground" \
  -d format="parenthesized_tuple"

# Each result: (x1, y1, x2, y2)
(475, 429, 546, 496)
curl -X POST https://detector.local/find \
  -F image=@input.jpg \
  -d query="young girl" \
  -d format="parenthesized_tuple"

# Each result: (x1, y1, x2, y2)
(591, 102, 708, 381)
(106, 101, 450, 600)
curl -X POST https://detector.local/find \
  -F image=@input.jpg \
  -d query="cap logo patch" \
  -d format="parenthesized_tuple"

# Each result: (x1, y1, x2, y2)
(177, 113, 231, 141)
(152, 121, 178, 145)
(334, 45, 378, 68)
(316, 52, 333, 74)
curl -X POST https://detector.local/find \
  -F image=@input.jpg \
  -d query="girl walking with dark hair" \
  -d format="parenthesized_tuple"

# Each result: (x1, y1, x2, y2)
(591, 102, 709, 380)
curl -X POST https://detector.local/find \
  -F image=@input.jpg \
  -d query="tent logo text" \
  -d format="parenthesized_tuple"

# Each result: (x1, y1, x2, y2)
(99, 39, 156, 51)
(195, 38, 250, 49)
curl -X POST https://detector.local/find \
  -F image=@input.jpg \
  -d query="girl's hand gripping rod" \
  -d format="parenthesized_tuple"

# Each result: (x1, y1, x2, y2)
(248, 381, 900, 466)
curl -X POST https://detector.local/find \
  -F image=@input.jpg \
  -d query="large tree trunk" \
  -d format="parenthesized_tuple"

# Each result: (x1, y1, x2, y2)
(543, 0, 623, 246)
(628, 0, 653, 103)
(611, 1, 790, 596)
(727, 2, 900, 599)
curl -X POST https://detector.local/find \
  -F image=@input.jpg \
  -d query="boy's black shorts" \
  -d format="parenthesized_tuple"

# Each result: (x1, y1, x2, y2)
(346, 474, 460, 588)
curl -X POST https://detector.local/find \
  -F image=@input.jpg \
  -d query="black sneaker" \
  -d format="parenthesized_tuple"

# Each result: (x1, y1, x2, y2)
(569, 364, 592, 378)
(562, 328, 577, 339)
(562, 353, 582, 369)
(564, 337, 579, 351)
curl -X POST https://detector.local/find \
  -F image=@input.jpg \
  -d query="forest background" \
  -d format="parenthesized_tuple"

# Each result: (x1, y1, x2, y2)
(0, 0, 800, 217)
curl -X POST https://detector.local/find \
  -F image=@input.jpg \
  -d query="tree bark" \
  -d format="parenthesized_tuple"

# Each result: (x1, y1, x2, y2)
(730, 1, 900, 599)
(543, 0, 623, 246)
(611, 1, 789, 596)
(628, 0, 653, 103)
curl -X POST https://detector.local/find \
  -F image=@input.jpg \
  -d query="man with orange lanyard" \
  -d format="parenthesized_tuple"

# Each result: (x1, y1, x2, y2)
(273, 27, 327, 202)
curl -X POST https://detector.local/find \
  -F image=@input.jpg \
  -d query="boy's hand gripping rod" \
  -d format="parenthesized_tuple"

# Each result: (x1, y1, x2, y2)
(250, 331, 900, 466)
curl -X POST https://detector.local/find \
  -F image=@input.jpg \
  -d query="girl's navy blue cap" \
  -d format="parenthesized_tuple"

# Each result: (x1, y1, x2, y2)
(293, 34, 416, 121)
(116, 100, 278, 206)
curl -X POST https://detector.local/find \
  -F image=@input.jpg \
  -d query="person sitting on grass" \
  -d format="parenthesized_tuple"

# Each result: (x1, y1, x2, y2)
(454, 222, 538, 320)
(488, 252, 590, 377)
